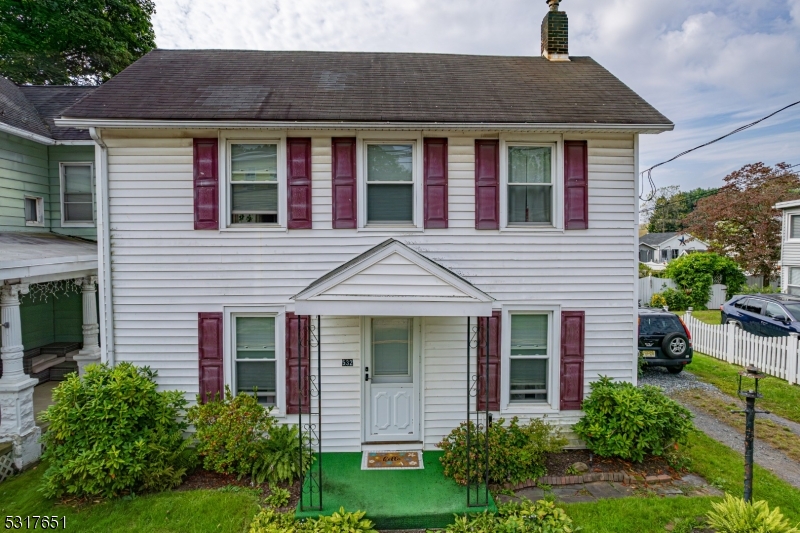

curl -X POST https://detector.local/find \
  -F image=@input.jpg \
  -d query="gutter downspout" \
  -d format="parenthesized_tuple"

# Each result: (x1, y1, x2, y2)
(89, 127, 115, 367)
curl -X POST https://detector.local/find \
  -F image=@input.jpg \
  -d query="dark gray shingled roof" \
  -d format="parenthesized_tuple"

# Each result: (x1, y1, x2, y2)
(0, 77, 51, 138)
(640, 232, 678, 246)
(62, 50, 673, 126)
(20, 86, 95, 140)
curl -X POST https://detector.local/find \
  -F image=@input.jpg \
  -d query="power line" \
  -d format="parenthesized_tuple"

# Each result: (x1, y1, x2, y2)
(639, 99, 800, 201)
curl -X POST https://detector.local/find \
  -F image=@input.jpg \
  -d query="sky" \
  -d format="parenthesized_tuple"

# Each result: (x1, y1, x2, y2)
(150, 0, 800, 204)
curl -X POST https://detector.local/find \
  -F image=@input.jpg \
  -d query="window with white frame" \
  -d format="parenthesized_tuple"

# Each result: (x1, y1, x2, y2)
(24, 196, 43, 226)
(789, 268, 800, 296)
(508, 314, 549, 403)
(61, 163, 93, 225)
(790, 215, 800, 239)
(229, 143, 279, 225)
(507, 145, 554, 226)
(365, 143, 415, 225)
(233, 315, 277, 405)
(671, 249, 680, 260)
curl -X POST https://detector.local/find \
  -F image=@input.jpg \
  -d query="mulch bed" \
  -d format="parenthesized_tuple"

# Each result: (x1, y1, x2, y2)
(178, 468, 302, 512)
(544, 449, 678, 478)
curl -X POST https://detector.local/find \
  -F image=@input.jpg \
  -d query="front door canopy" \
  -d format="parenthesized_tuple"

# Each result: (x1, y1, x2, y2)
(293, 239, 494, 317)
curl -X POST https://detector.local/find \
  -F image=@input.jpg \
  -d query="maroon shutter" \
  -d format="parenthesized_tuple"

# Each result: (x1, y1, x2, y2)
(287, 138, 313, 229)
(285, 312, 310, 414)
(564, 140, 588, 230)
(198, 312, 223, 403)
(560, 310, 585, 410)
(193, 139, 219, 230)
(424, 138, 448, 229)
(477, 310, 501, 411)
(475, 140, 499, 230)
(332, 138, 357, 229)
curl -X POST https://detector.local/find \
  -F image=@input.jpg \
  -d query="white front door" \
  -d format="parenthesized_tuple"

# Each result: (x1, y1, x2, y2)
(364, 317, 419, 442)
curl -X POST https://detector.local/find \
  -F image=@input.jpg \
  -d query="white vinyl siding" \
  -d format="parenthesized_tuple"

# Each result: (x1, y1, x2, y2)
(104, 132, 637, 451)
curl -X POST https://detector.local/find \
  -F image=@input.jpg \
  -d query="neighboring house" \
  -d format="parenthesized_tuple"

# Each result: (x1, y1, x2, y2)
(775, 199, 800, 295)
(53, 0, 672, 475)
(639, 232, 708, 264)
(0, 78, 101, 470)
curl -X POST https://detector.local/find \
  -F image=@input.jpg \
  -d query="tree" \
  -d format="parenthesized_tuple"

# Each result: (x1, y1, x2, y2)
(663, 252, 746, 310)
(644, 185, 718, 233)
(685, 163, 800, 282)
(0, 0, 156, 85)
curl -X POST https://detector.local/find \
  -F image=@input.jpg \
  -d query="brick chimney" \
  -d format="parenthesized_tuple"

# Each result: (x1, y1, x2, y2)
(541, 0, 569, 62)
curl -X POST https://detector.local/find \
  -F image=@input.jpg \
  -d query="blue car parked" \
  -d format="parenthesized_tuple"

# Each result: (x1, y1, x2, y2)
(721, 294, 800, 337)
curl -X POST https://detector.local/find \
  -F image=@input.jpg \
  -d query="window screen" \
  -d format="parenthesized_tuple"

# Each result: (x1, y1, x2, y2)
(507, 146, 552, 225)
(63, 165, 93, 223)
(509, 314, 548, 403)
(234, 316, 276, 405)
(371, 318, 412, 383)
(366, 144, 413, 224)
(791, 215, 800, 239)
(230, 144, 278, 225)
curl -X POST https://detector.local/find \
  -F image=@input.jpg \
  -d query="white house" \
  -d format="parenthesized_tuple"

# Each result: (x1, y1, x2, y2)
(775, 199, 800, 294)
(53, 0, 672, 471)
(639, 231, 708, 265)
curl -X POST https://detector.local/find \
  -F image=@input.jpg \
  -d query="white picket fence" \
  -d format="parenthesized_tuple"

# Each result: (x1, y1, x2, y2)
(681, 312, 800, 385)
(639, 276, 727, 310)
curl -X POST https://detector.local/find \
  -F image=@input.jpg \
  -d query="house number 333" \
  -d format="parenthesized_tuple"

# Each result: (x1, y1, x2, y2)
(4, 516, 66, 529)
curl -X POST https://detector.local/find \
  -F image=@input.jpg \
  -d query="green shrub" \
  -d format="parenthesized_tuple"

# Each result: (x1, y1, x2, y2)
(650, 293, 667, 308)
(40, 363, 195, 498)
(437, 417, 567, 486)
(441, 499, 576, 533)
(187, 387, 312, 484)
(664, 252, 746, 309)
(573, 377, 694, 462)
(651, 288, 692, 311)
(264, 486, 291, 508)
(248, 508, 377, 533)
(706, 494, 799, 533)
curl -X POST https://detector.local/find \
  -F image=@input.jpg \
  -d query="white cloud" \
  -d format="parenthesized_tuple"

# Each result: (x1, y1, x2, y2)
(150, 0, 800, 191)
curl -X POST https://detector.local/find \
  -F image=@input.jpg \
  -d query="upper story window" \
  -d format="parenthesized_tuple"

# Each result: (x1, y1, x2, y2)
(671, 249, 680, 259)
(60, 163, 94, 226)
(25, 196, 43, 226)
(365, 143, 415, 225)
(229, 143, 279, 226)
(233, 315, 277, 406)
(508, 313, 550, 403)
(507, 146, 553, 226)
(790, 215, 800, 239)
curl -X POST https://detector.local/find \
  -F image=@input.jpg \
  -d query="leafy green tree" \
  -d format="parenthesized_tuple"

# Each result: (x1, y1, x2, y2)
(0, 0, 156, 85)
(645, 186, 718, 233)
(663, 252, 746, 310)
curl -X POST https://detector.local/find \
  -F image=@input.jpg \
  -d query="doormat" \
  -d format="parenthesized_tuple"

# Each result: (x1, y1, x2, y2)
(361, 450, 424, 470)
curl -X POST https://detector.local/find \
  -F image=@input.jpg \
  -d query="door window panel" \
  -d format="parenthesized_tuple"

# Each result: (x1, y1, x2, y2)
(372, 318, 412, 383)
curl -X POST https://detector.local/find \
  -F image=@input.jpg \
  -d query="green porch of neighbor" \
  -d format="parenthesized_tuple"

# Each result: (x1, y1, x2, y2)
(294, 452, 496, 530)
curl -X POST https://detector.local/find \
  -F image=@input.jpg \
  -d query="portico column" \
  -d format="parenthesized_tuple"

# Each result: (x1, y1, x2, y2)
(73, 275, 101, 376)
(0, 282, 41, 469)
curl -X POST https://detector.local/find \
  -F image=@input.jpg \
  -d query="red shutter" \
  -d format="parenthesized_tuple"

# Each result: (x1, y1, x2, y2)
(332, 138, 357, 229)
(198, 312, 223, 403)
(560, 310, 585, 410)
(193, 138, 219, 230)
(477, 310, 501, 411)
(287, 138, 313, 229)
(285, 312, 310, 414)
(424, 138, 448, 229)
(475, 140, 499, 230)
(564, 141, 588, 230)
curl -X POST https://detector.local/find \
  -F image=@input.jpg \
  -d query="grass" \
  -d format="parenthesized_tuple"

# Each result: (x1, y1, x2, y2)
(688, 352, 800, 424)
(688, 310, 722, 325)
(562, 431, 800, 532)
(0, 463, 259, 533)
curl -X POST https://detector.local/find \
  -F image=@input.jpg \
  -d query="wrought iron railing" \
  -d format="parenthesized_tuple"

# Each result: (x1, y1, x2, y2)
(299, 315, 323, 511)
(466, 316, 490, 507)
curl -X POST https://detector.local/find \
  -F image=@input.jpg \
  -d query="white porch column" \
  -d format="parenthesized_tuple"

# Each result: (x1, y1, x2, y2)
(0, 283, 41, 469)
(73, 275, 101, 376)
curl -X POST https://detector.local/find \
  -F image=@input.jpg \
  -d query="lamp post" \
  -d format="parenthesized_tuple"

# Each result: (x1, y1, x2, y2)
(735, 365, 769, 503)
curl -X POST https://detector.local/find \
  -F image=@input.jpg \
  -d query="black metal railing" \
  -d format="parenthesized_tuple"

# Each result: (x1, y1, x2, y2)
(466, 316, 490, 508)
(299, 315, 323, 511)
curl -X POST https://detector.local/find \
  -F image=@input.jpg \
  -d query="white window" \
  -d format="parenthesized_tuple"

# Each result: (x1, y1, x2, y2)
(364, 142, 416, 225)
(60, 163, 94, 226)
(671, 249, 680, 260)
(789, 268, 800, 296)
(790, 215, 800, 240)
(227, 141, 282, 227)
(508, 313, 550, 403)
(24, 196, 43, 226)
(233, 315, 277, 406)
(505, 145, 554, 226)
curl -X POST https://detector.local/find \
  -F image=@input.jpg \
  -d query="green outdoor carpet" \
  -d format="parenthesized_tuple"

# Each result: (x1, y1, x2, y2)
(294, 451, 496, 530)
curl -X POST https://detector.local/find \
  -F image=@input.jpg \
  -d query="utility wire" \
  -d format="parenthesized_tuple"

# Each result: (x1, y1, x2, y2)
(639, 100, 800, 201)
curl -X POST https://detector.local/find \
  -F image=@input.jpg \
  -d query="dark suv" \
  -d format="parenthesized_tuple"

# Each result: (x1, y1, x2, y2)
(721, 294, 800, 337)
(638, 308, 693, 374)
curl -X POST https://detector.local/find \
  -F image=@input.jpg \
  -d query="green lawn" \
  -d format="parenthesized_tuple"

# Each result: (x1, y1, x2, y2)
(688, 353, 800, 424)
(0, 464, 259, 533)
(563, 431, 800, 532)
(688, 310, 722, 325)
